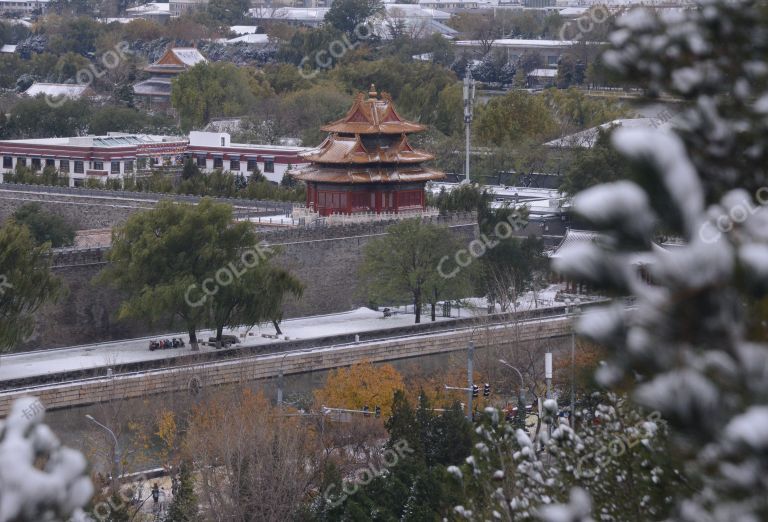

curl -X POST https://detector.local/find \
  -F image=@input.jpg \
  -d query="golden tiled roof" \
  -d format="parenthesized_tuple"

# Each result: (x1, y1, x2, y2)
(301, 133, 434, 164)
(320, 88, 426, 135)
(291, 84, 445, 184)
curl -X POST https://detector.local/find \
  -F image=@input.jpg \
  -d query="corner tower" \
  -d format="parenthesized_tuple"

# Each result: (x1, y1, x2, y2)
(291, 85, 445, 216)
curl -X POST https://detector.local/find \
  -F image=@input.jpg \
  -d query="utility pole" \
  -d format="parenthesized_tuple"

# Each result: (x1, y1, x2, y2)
(545, 352, 553, 440)
(467, 340, 474, 420)
(463, 66, 476, 184)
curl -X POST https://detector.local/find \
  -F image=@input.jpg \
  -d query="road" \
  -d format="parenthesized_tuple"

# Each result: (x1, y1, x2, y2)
(0, 307, 454, 382)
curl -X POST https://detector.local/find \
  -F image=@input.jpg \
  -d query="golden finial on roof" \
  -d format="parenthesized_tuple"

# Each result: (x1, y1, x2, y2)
(369, 84, 378, 98)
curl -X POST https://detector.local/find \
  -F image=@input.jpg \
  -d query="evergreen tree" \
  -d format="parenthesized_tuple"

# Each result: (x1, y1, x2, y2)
(167, 461, 199, 521)
(181, 158, 201, 181)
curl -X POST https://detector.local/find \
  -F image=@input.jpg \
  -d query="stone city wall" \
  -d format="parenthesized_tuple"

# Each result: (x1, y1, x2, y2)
(22, 214, 479, 348)
(0, 317, 569, 416)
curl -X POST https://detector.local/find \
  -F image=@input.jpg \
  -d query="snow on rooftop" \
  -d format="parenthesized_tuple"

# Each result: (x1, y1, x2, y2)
(223, 33, 269, 45)
(529, 68, 558, 77)
(172, 47, 207, 66)
(126, 1, 169, 14)
(456, 38, 577, 48)
(24, 82, 89, 99)
(545, 117, 675, 148)
(0, 44, 17, 53)
(230, 25, 259, 34)
(0, 134, 184, 148)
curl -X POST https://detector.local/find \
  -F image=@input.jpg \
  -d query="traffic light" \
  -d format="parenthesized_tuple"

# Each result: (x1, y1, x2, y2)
(363, 405, 370, 417)
(472, 384, 479, 398)
(375, 405, 381, 418)
(483, 383, 491, 397)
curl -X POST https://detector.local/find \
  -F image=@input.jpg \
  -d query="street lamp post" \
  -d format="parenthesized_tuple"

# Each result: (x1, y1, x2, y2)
(86, 414, 120, 493)
(565, 298, 581, 428)
(499, 359, 527, 427)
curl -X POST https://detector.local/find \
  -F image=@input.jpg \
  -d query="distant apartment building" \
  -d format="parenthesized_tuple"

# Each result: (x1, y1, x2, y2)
(125, 1, 171, 23)
(0, 0, 49, 15)
(133, 47, 207, 109)
(417, 0, 478, 9)
(0, 134, 188, 186)
(0, 132, 309, 186)
(170, 0, 208, 18)
(186, 131, 309, 184)
(523, 0, 555, 7)
(455, 38, 577, 67)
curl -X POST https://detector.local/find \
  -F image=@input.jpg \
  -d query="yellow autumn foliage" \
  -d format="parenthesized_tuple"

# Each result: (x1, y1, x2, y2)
(314, 360, 405, 417)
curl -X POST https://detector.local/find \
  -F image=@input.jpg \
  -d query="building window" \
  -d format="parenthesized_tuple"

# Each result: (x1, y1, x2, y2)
(2, 156, 11, 169)
(247, 159, 258, 171)
(220, 137, 226, 146)
(197, 155, 206, 167)
(31, 158, 41, 171)
(17, 158, 26, 167)
(264, 159, 274, 173)
(151, 157, 159, 165)
(137, 158, 147, 170)
(124, 160, 134, 172)
(213, 157, 223, 169)
(59, 160, 69, 172)
(45, 159, 55, 168)
(229, 159, 240, 171)
(74, 160, 84, 173)
(93, 161, 104, 171)
(111, 161, 120, 174)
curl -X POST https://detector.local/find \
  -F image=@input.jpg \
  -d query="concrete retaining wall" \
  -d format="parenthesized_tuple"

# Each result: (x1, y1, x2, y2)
(0, 317, 568, 416)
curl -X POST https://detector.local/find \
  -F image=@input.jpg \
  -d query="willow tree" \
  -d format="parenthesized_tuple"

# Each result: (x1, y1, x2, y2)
(0, 220, 62, 350)
(99, 199, 301, 348)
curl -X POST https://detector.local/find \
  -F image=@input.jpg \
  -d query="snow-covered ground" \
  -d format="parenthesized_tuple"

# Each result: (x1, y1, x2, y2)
(0, 285, 571, 383)
(0, 307, 450, 382)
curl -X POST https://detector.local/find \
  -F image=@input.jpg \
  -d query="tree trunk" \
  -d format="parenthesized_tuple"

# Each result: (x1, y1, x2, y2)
(414, 297, 421, 324)
(273, 320, 282, 335)
(189, 329, 199, 351)
(216, 325, 223, 341)
(431, 302, 436, 322)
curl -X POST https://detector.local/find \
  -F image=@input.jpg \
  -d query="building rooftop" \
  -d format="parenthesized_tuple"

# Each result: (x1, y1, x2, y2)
(0, 134, 185, 148)
(545, 117, 674, 148)
(320, 88, 426, 135)
(230, 25, 259, 34)
(0, 44, 17, 53)
(221, 33, 270, 45)
(24, 82, 90, 99)
(456, 38, 578, 48)
(529, 68, 558, 77)
(126, 2, 169, 15)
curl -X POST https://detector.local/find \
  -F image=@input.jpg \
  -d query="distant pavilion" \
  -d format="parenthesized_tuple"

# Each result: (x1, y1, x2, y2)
(133, 47, 207, 110)
(290, 85, 445, 216)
